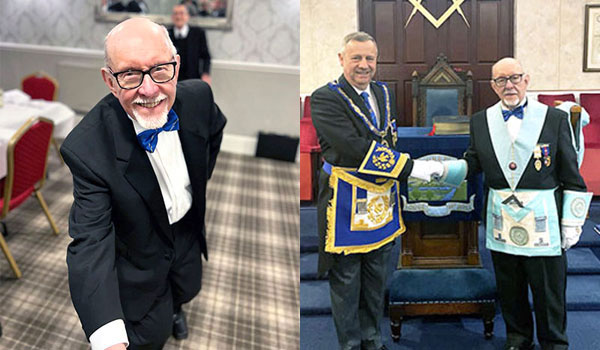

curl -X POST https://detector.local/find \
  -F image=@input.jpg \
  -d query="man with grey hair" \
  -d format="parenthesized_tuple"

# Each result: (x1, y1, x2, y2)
(310, 31, 439, 350)
(61, 17, 226, 349)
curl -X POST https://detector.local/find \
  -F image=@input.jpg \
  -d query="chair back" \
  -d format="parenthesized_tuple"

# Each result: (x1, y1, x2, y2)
(303, 96, 312, 120)
(411, 54, 473, 126)
(21, 72, 59, 101)
(537, 93, 575, 106)
(1, 117, 54, 217)
(580, 93, 600, 147)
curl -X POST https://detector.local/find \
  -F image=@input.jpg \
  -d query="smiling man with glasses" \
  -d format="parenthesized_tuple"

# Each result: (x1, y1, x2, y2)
(438, 57, 591, 350)
(61, 17, 226, 350)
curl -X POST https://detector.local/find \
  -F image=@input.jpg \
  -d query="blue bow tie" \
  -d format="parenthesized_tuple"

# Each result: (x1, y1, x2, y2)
(136, 109, 180, 152)
(502, 102, 527, 122)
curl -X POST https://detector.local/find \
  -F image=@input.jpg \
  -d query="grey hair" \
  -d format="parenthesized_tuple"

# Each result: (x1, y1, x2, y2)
(104, 21, 178, 68)
(340, 31, 377, 53)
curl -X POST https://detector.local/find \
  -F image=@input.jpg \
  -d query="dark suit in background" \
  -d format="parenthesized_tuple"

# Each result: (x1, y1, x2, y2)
(61, 80, 226, 345)
(168, 26, 211, 80)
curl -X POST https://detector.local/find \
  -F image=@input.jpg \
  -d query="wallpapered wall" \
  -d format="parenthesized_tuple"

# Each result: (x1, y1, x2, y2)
(0, 0, 299, 66)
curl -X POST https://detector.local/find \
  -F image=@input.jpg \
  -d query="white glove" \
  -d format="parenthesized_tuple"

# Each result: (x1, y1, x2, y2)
(561, 225, 582, 250)
(410, 160, 444, 182)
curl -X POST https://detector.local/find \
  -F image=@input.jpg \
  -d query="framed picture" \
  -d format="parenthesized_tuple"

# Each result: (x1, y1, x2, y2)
(584, 4, 600, 72)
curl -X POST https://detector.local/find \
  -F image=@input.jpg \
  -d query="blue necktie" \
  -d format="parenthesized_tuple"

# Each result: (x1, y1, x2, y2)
(136, 109, 180, 153)
(502, 102, 527, 122)
(360, 92, 379, 127)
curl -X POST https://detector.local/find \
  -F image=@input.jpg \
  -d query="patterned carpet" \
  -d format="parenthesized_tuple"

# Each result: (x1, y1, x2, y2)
(0, 151, 299, 350)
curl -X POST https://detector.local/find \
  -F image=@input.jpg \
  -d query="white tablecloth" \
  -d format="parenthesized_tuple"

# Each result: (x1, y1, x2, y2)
(0, 101, 77, 139)
(0, 90, 78, 178)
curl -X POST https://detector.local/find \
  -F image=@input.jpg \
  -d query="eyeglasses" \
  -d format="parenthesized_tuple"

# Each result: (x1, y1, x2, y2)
(109, 61, 177, 90)
(491, 73, 524, 87)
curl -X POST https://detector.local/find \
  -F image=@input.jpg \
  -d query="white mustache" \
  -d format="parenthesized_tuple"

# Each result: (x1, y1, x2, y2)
(133, 94, 167, 105)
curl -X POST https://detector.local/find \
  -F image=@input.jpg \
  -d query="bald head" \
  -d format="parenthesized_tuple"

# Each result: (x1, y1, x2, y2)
(490, 57, 529, 109)
(104, 17, 176, 69)
(491, 57, 523, 78)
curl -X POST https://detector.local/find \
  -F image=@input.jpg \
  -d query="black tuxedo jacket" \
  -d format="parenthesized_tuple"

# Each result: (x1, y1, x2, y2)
(61, 80, 226, 338)
(310, 75, 413, 274)
(168, 26, 211, 79)
(465, 105, 586, 212)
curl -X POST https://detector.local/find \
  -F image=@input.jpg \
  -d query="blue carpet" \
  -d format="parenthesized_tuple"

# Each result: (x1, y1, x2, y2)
(300, 253, 320, 280)
(567, 248, 600, 274)
(301, 202, 600, 348)
(300, 206, 318, 237)
(300, 235, 318, 253)
(300, 280, 331, 315)
(566, 275, 600, 310)
(575, 220, 600, 247)
(301, 312, 600, 350)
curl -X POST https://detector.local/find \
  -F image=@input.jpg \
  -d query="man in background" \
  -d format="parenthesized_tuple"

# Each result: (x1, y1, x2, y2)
(61, 17, 225, 350)
(169, 4, 212, 84)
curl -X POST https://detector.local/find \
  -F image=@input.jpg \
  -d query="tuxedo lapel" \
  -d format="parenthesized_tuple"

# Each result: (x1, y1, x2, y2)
(173, 99, 208, 206)
(110, 97, 173, 245)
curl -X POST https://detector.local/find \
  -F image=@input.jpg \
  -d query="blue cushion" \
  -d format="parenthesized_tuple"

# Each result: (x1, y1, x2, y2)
(389, 268, 496, 304)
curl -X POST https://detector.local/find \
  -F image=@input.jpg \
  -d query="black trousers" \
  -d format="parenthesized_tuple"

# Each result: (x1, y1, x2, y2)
(491, 250, 568, 350)
(328, 243, 393, 350)
(125, 211, 203, 350)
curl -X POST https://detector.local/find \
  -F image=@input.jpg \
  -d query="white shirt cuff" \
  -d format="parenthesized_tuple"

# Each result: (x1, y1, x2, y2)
(89, 319, 129, 350)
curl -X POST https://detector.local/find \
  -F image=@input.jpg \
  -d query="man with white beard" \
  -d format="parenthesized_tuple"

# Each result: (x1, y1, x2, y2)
(61, 17, 226, 350)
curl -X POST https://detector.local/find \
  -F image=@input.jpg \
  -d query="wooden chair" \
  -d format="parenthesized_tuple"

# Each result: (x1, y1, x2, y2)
(21, 72, 64, 165)
(0, 117, 59, 278)
(411, 54, 473, 126)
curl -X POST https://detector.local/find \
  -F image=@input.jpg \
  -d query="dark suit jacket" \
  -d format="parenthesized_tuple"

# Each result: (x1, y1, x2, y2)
(168, 26, 211, 80)
(60, 80, 226, 339)
(464, 104, 586, 214)
(310, 75, 413, 275)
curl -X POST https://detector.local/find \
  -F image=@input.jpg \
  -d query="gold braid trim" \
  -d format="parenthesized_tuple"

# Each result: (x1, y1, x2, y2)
(324, 166, 406, 255)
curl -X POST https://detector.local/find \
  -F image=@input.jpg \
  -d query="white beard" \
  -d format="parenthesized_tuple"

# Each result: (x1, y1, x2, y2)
(132, 107, 168, 129)
(131, 94, 169, 129)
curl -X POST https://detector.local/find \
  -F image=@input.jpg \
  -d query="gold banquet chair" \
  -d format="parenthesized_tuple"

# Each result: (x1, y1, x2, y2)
(0, 117, 59, 278)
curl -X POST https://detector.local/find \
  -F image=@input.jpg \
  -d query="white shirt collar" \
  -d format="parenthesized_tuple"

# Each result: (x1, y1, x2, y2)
(351, 83, 373, 98)
(501, 97, 527, 111)
(174, 24, 189, 39)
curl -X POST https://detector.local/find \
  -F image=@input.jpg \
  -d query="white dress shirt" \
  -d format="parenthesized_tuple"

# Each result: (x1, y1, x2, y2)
(503, 98, 527, 143)
(89, 115, 193, 349)
(173, 24, 190, 39)
(352, 84, 381, 128)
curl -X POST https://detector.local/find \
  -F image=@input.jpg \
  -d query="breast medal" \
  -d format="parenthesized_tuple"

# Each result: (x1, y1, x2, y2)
(540, 144, 551, 167)
(533, 144, 542, 171)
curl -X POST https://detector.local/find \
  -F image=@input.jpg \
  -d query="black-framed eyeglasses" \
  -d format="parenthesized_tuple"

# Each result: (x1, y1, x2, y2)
(491, 73, 524, 87)
(109, 61, 177, 90)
